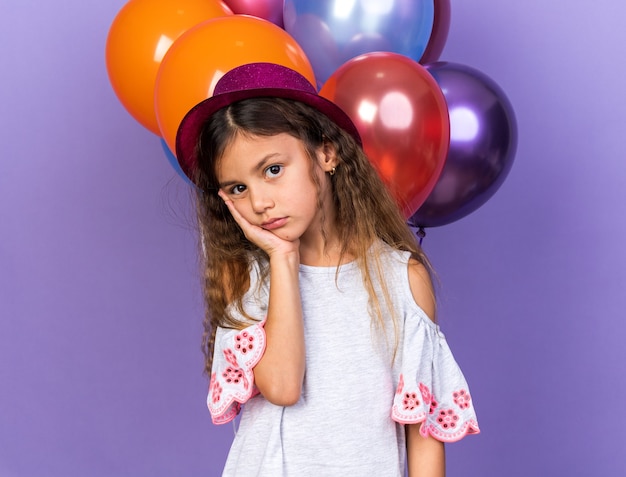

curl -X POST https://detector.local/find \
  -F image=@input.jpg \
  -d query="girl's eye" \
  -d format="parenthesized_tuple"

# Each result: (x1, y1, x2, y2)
(265, 164, 283, 178)
(230, 184, 247, 195)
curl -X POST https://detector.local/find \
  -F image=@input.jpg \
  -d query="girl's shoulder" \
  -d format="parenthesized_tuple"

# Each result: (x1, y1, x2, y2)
(224, 256, 269, 319)
(375, 242, 436, 322)
(407, 257, 436, 322)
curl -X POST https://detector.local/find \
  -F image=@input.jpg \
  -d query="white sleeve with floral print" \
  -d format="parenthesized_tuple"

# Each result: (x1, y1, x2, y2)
(391, 307, 480, 442)
(208, 321, 267, 424)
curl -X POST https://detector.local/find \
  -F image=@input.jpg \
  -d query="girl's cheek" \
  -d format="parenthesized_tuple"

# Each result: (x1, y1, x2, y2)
(232, 201, 250, 219)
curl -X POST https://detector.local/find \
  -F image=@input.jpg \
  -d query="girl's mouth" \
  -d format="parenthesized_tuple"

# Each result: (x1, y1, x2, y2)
(261, 217, 287, 230)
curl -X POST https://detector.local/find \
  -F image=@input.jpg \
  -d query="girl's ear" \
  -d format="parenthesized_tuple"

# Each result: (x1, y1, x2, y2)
(317, 141, 339, 173)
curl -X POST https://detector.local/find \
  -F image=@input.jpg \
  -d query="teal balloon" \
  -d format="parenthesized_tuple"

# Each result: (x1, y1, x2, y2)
(160, 138, 193, 186)
(283, 0, 434, 87)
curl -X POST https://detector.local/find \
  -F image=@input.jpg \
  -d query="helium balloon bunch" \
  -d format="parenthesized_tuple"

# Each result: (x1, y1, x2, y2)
(105, 0, 516, 228)
(105, 0, 311, 155)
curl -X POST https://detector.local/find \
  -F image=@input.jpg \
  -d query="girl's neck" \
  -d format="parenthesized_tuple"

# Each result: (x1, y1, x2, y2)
(298, 236, 353, 267)
(298, 195, 350, 266)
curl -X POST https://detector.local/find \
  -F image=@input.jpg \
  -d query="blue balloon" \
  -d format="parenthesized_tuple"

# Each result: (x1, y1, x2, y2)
(160, 138, 194, 186)
(283, 0, 434, 88)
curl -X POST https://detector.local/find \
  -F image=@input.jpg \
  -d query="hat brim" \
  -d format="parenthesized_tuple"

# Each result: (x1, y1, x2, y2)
(175, 87, 361, 183)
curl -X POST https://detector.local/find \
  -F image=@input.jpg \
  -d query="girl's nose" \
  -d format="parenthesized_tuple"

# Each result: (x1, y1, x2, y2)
(249, 187, 274, 214)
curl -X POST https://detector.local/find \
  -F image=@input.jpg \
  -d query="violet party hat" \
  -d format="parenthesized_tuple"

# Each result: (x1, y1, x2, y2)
(175, 62, 361, 183)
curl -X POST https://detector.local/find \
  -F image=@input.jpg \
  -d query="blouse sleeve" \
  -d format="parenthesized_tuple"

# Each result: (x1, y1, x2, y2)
(208, 320, 267, 424)
(391, 308, 480, 442)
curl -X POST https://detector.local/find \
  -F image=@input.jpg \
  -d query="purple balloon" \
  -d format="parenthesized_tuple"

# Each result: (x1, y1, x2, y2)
(409, 62, 517, 228)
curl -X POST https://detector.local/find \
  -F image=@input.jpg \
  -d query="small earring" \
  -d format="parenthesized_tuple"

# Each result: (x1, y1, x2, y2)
(329, 166, 336, 176)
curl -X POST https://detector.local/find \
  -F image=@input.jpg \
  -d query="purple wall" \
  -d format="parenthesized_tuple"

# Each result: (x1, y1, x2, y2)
(1, 1, 625, 475)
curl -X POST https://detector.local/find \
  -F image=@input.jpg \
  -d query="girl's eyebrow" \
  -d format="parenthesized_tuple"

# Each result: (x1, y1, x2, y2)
(218, 153, 281, 189)
(253, 153, 281, 173)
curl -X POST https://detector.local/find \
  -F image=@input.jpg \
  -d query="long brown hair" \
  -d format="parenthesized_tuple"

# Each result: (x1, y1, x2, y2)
(193, 97, 431, 375)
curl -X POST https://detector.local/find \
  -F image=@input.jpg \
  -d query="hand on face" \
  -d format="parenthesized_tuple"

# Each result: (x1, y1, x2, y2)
(218, 190, 300, 258)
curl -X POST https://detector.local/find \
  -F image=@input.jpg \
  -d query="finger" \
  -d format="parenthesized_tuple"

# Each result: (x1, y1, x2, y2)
(218, 190, 261, 237)
(217, 190, 295, 254)
(218, 190, 242, 220)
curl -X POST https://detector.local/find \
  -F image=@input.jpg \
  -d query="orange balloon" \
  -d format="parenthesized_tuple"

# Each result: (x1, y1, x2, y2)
(105, 0, 233, 135)
(155, 15, 316, 153)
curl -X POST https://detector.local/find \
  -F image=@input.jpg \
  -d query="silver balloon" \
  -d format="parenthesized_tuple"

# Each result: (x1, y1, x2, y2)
(283, 0, 435, 87)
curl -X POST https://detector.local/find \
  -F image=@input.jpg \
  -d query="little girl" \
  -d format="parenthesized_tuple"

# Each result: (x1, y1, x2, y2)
(175, 62, 479, 476)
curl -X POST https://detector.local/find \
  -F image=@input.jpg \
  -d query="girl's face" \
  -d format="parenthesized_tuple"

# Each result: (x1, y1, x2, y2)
(216, 132, 337, 245)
